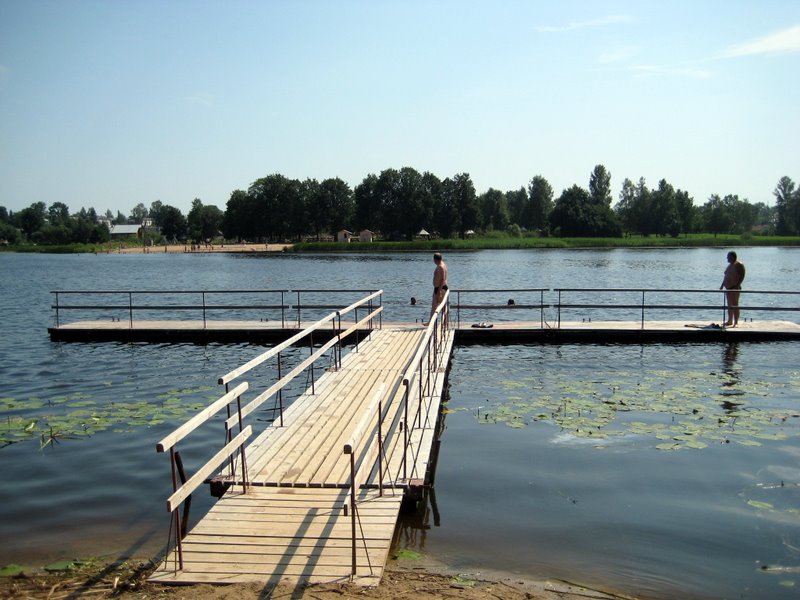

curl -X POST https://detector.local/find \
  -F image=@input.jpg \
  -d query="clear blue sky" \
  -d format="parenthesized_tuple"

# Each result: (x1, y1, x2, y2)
(1, 0, 798, 217)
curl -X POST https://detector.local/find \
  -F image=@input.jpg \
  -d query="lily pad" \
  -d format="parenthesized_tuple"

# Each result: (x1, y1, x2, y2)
(393, 549, 421, 560)
(0, 564, 28, 577)
(44, 560, 74, 572)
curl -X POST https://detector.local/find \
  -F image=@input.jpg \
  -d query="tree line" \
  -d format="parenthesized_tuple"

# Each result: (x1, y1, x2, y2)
(2, 167, 799, 246)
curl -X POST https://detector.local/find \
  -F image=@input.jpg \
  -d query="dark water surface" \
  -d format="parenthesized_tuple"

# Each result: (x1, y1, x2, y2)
(1, 248, 799, 599)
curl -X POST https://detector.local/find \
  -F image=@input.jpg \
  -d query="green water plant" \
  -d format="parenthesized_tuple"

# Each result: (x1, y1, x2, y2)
(1, 386, 213, 450)
(463, 363, 799, 451)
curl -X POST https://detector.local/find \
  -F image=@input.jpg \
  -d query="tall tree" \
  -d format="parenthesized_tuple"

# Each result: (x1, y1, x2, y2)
(149, 201, 165, 227)
(48, 202, 70, 226)
(479, 188, 509, 231)
(650, 179, 680, 236)
(527, 175, 553, 232)
(130, 202, 148, 223)
(15, 202, 46, 237)
(354, 174, 381, 232)
(314, 177, 353, 237)
(551, 185, 621, 237)
(160, 205, 187, 241)
(701, 194, 731, 237)
(589, 164, 612, 206)
(505, 187, 528, 228)
(774, 176, 798, 235)
(222, 190, 256, 241)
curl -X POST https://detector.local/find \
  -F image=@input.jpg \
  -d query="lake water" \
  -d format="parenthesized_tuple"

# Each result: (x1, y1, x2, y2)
(1, 248, 799, 599)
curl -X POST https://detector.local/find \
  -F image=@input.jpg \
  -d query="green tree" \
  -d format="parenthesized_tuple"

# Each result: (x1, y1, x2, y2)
(314, 177, 352, 237)
(15, 202, 46, 238)
(222, 190, 257, 242)
(701, 194, 732, 236)
(188, 198, 224, 242)
(551, 185, 621, 237)
(479, 188, 509, 231)
(48, 202, 70, 226)
(589, 164, 612, 206)
(650, 179, 680, 236)
(451, 173, 478, 237)
(149, 201, 165, 227)
(354, 174, 381, 232)
(527, 175, 553, 233)
(774, 176, 798, 235)
(505, 187, 527, 229)
(248, 174, 300, 241)
(159, 205, 187, 241)
(130, 202, 148, 223)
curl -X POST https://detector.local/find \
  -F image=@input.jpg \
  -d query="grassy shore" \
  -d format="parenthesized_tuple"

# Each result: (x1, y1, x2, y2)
(287, 233, 800, 252)
(2, 233, 799, 254)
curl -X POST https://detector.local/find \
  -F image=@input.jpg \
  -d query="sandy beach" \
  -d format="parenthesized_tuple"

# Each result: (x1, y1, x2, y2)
(0, 557, 632, 600)
(110, 242, 293, 254)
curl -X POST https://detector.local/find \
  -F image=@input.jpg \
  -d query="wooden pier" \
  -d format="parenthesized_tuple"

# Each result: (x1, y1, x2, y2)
(149, 293, 454, 587)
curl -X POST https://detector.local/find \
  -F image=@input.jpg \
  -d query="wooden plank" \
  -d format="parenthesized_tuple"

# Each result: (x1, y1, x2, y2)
(156, 381, 248, 452)
(167, 426, 251, 511)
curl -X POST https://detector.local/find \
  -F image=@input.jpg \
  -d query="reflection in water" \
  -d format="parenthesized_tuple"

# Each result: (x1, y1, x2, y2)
(721, 343, 744, 413)
(392, 385, 449, 554)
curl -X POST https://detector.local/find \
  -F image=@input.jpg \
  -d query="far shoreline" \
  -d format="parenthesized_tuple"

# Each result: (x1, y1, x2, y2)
(3, 233, 800, 255)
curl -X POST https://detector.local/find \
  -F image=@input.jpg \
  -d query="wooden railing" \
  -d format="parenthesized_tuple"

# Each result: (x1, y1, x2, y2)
(217, 290, 384, 429)
(155, 291, 384, 574)
(155, 382, 251, 572)
(341, 289, 452, 577)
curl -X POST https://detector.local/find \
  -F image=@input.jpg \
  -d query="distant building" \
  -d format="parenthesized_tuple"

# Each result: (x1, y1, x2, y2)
(337, 229, 353, 243)
(359, 229, 375, 243)
(416, 228, 430, 240)
(109, 224, 142, 237)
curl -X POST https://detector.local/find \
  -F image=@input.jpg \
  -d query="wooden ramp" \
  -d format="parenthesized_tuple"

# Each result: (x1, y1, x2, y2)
(149, 487, 401, 586)
(150, 320, 454, 588)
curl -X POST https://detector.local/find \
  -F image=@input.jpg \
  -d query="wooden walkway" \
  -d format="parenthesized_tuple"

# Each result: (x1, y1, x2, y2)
(49, 318, 800, 343)
(149, 324, 454, 587)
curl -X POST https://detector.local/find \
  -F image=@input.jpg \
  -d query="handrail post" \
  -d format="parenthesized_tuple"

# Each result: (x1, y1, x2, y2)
(377, 398, 384, 496)
(641, 290, 645, 329)
(540, 290, 544, 329)
(202, 292, 207, 329)
(169, 447, 184, 570)
(277, 352, 284, 426)
(128, 292, 133, 328)
(55, 292, 60, 327)
(309, 331, 316, 395)
(557, 290, 562, 328)
(402, 381, 409, 481)
(296, 291, 301, 327)
(281, 291, 286, 328)
(349, 451, 357, 577)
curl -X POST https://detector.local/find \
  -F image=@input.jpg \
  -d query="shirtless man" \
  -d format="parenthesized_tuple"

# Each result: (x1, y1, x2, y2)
(429, 252, 448, 321)
(720, 251, 745, 327)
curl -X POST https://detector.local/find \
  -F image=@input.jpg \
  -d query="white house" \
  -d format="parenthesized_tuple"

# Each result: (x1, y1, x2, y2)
(359, 229, 375, 243)
(336, 229, 353, 243)
(109, 224, 142, 237)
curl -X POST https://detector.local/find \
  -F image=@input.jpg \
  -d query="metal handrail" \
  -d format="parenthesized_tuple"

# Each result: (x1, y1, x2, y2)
(451, 288, 800, 330)
(552, 288, 800, 328)
(51, 289, 291, 328)
(454, 288, 548, 329)
(51, 288, 382, 329)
